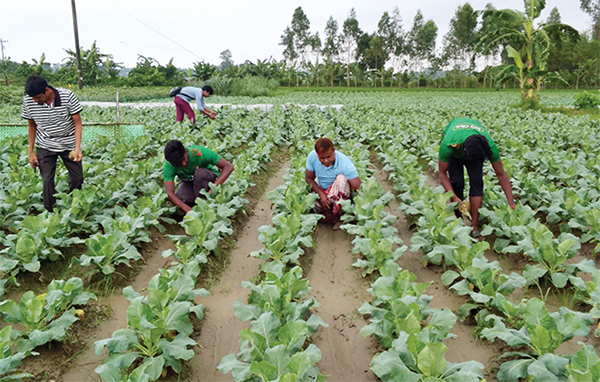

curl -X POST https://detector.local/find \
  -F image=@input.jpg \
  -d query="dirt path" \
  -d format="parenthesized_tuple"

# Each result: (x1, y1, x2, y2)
(188, 162, 289, 381)
(62, 232, 176, 382)
(307, 226, 378, 381)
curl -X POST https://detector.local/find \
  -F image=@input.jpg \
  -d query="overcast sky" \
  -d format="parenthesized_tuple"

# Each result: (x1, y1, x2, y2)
(1, 0, 593, 69)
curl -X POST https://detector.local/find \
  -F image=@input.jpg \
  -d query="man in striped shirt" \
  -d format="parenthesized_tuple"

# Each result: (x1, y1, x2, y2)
(22, 75, 84, 212)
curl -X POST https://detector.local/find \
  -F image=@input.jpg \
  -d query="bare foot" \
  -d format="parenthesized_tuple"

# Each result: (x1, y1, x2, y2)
(333, 221, 343, 231)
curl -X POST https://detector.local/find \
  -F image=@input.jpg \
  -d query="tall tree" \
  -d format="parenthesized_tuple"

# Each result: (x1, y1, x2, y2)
(218, 50, 233, 70)
(442, 3, 478, 73)
(580, 0, 600, 40)
(362, 35, 388, 86)
(291, 7, 312, 67)
(546, 6, 561, 24)
(407, 10, 438, 73)
(388, 7, 406, 76)
(580, 0, 600, 87)
(280, 26, 297, 63)
(280, 7, 314, 85)
(340, 8, 362, 87)
(308, 32, 322, 86)
(322, 16, 340, 87)
(376, 11, 397, 59)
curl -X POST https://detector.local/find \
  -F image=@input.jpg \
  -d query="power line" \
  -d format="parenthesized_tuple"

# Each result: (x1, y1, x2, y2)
(111, 4, 202, 61)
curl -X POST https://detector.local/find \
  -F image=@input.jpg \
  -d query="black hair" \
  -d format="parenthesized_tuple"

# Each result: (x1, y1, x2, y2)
(463, 135, 492, 163)
(25, 75, 48, 97)
(315, 137, 334, 154)
(164, 140, 187, 167)
(202, 85, 214, 95)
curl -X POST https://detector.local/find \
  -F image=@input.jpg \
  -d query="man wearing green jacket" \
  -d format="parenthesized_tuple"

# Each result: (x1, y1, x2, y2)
(438, 117, 516, 238)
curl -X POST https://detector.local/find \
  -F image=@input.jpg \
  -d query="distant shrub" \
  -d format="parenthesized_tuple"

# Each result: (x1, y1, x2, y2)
(0, 86, 23, 105)
(519, 98, 541, 110)
(207, 75, 234, 96)
(233, 76, 278, 97)
(574, 91, 600, 112)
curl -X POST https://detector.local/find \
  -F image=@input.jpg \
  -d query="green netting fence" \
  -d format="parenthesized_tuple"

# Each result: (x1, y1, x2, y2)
(0, 123, 145, 143)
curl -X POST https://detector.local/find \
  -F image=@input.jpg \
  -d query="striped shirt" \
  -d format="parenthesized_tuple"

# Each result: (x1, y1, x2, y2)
(21, 87, 83, 152)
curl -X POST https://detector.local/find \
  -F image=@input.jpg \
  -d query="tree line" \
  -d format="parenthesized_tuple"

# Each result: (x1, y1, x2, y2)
(1, 0, 599, 100)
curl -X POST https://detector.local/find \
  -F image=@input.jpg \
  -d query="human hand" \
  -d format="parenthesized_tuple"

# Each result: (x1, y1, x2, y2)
(29, 153, 39, 169)
(69, 148, 83, 161)
(320, 193, 330, 210)
(508, 199, 516, 210)
(459, 200, 471, 219)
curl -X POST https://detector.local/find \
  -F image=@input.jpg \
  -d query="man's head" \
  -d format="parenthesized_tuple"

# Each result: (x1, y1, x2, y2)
(315, 138, 335, 168)
(463, 135, 492, 163)
(202, 85, 214, 98)
(165, 140, 188, 167)
(25, 75, 52, 104)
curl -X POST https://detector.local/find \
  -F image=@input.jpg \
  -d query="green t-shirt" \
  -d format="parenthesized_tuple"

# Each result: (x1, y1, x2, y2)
(163, 145, 221, 182)
(438, 118, 501, 163)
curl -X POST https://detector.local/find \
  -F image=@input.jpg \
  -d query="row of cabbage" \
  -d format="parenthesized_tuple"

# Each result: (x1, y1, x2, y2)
(218, 123, 329, 381)
(334, 138, 486, 381)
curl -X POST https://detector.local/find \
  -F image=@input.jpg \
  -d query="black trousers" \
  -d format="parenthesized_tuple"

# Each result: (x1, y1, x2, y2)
(36, 147, 84, 212)
(448, 156, 484, 200)
(176, 167, 218, 206)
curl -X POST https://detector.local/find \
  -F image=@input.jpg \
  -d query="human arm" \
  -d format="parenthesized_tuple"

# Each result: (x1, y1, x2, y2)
(193, 88, 215, 119)
(212, 158, 234, 187)
(438, 160, 461, 203)
(27, 119, 39, 169)
(71, 113, 83, 161)
(491, 159, 516, 209)
(305, 169, 329, 209)
(348, 176, 361, 193)
(164, 181, 192, 213)
(200, 108, 216, 120)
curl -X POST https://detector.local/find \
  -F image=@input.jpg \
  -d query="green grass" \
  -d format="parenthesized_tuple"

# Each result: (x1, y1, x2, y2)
(541, 105, 600, 119)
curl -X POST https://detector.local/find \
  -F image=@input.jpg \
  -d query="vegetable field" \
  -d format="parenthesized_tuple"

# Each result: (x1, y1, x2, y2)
(0, 90, 599, 382)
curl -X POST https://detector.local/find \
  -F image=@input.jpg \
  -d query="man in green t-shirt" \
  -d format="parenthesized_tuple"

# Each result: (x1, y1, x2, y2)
(163, 140, 234, 213)
(438, 118, 515, 238)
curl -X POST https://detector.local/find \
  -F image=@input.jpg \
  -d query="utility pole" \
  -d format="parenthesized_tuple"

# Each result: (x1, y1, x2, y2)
(70, 0, 83, 89)
(0, 39, 8, 85)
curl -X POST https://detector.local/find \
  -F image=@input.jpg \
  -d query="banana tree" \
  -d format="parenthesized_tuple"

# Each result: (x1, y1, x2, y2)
(481, 0, 578, 102)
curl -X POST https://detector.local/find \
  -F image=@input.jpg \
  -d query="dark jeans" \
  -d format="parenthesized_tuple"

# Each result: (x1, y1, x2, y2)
(176, 167, 218, 206)
(36, 147, 84, 212)
(448, 156, 484, 200)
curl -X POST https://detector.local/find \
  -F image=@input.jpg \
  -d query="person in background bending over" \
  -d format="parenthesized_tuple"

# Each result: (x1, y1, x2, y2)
(163, 140, 234, 213)
(22, 75, 84, 212)
(438, 117, 516, 239)
(174, 85, 216, 123)
(305, 137, 361, 230)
